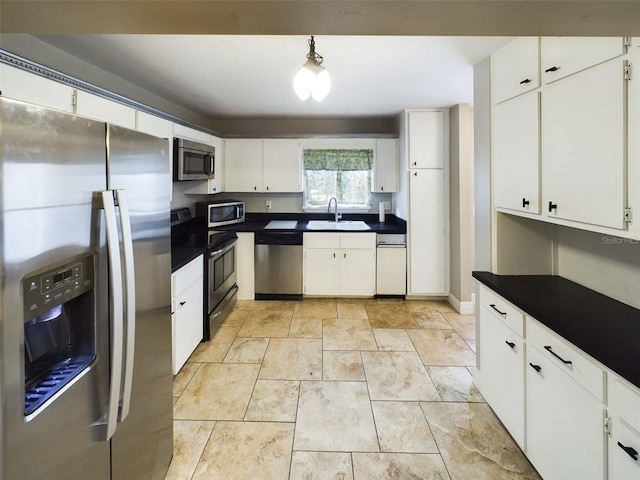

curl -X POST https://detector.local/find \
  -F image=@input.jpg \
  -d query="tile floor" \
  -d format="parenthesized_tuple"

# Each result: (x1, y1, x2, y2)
(166, 298, 541, 480)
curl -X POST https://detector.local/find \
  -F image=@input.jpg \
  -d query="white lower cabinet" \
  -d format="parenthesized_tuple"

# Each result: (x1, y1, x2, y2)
(236, 232, 255, 300)
(303, 233, 376, 296)
(476, 292, 525, 449)
(526, 341, 606, 480)
(608, 376, 640, 480)
(171, 255, 204, 375)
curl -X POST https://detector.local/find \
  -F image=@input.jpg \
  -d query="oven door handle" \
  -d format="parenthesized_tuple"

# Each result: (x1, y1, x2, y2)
(100, 190, 124, 441)
(210, 240, 236, 258)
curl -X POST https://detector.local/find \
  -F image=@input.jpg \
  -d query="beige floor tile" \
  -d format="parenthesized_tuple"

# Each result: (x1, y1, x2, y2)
(365, 303, 420, 329)
(466, 340, 476, 353)
(373, 329, 416, 351)
(173, 363, 260, 420)
(192, 421, 294, 480)
(259, 338, 323, 380)
(337, 301, 368, 319)
(364, 298, 405, 306)
(223, 337, 269, 363)
(234, 300, 268, 310)
(289, 318, 323, 338)
(371, 401, 439, 453)
(406, 300, 456, 314)
(362, 351, 440, 401)
(244, 380, 300, 422)
(172, 362, 201, 397)
(443, 313, 476, 341)
(407, 329, 476, 367)
(164, 420, 215, 480)
(426, 366, 485, 403)
(352, 453, 450, 480)
(323, 350, 365, 381)
(294, 381, 379, 452)
(412, 311, 454, 330)
(420, 402, 540, 480)
(220, 308, 250, 327)
(289, 451, 354, 480)
(259, 299, 298, 311)
(322, 318, 377, 351)
(237, 310, 293, 337)
(188, 326, 239, 362)
(294, 300, 338, 319)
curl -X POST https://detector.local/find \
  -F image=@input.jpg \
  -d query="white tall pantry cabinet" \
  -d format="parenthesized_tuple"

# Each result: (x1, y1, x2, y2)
(397, 110, 448, 297)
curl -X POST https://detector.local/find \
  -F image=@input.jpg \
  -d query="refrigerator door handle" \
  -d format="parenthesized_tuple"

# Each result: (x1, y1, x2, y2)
(115, 189, 136, 422)
(101, 190, 125, 441)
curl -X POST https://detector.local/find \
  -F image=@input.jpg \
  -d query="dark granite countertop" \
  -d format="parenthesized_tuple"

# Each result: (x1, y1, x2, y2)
(171, 246, 205, 273)
(472, 271, 640, 390)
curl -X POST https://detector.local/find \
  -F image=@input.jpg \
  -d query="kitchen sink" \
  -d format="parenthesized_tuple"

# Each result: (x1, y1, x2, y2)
(306, 220, 371, 231)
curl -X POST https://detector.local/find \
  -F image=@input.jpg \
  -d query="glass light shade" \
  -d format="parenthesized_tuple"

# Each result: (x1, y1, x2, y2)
(293, 59, 331, 101)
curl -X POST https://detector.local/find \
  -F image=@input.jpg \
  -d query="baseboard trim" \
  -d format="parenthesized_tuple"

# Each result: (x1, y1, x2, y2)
(448, 294, 475, 315)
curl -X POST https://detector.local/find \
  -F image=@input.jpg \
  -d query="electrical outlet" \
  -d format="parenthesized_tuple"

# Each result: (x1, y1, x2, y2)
(266, 201, 272, 210)
(383, 201, 391, 210)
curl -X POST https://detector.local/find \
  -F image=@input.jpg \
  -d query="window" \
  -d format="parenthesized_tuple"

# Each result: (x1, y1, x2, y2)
(303, 149, 373, 209)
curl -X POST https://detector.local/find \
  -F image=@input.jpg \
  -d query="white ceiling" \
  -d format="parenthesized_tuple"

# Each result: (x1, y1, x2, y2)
(34, 34, 513, 118)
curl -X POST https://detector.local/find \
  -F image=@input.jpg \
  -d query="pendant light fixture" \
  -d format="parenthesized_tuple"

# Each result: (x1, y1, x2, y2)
(293, 36, 331, 101)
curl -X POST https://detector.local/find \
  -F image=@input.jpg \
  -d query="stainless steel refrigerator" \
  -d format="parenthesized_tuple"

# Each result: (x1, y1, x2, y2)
(0, 97, 173, 480)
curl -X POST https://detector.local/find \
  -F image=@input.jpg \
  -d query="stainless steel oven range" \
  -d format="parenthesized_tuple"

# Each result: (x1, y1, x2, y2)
(171, 208, 238, 340)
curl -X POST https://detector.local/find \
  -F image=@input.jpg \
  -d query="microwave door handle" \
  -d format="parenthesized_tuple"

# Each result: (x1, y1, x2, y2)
(100, 190, 125, 441)
(115, 190, 136, 422)
(209, 154, 214, 176)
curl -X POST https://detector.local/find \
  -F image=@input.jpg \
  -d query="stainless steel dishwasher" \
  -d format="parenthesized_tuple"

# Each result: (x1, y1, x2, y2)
(254, 231, 303, 300)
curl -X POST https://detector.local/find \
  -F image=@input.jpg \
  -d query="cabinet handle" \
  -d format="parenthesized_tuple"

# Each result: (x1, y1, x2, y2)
(333, 253, 336, 258)
(548, 201, 557, 213)
(617, 442, 639, 461)
(412, 161, 417, 166)
(522, 198, 530, 208)
(381, 186, 384, 191)
(529, 362, 542, 373)
(545, 66, 560, 73)
(179, 301, 186, 306)
(212, 187, 216, 192)
(413, 172, 418, 177)
(544, 345, 572, 365)
(489, 304, 507, 316)
(254, 186, 257, 191)
(343, 253, 347, 258)
(266, 186, 269, 191)
(519, 78, 532, 84)
(505, 341, 516, 349)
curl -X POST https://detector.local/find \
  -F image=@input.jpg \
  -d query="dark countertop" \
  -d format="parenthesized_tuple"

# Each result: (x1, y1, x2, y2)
(171, 213, 406, 273)
(473, 271, 640, 390)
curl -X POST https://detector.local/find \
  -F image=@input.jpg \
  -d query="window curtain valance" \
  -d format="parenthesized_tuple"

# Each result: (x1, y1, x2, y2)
(303, 149, 373, 171)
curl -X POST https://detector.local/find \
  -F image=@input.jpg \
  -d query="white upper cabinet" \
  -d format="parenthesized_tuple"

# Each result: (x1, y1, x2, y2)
(263, 139, 302, 192)
(224, 139, 264, 192)
(493, 90, 540, 214)
(76, 91, 136, 129)
(173, 123, 211, 144)
(225, 138, 301, 193)
(542, 59, 626, 230)
(0, 64, 74, 113)
(137, 111, 173, 139)
(541, 37, 627, 84)
(373, 138, 399, 192)
(407, 111, 444, 169)
(492, 37, 539, 104)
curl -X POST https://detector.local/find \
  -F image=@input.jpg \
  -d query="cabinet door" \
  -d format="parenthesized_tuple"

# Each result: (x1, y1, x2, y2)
(542, 60, 626, 229)
(493, 90, 540, 214)
(608, 376, 640, 480)
(173, 279, 203, 374)
(526, 345, 605, 480)
(0, 64, 74, 112)
(373, 138, 399, 192)
(304, 249, 339, 295)
(224, 139, 264, 192)
(493, 37, 539, 104)
(236, 232, 255, 300)
(76, 91, 136, 129)
(408, 170, 446, 295)
(173, 124, 211, 144)
(541, 37, 626, 84)
(477, 307, 525, 448)
(263, 139, 301, 192)
(376, 247, 406, 295)
(407, 111, 444, 169)
(209, 135, 224, 193)
(339, 248, 376, 296)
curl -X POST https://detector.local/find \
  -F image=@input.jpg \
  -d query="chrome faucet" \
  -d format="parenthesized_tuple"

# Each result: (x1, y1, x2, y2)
(327, 197, 339, 222)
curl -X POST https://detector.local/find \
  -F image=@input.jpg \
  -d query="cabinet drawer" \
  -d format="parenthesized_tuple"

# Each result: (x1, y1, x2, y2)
(340, 233, 376, 249)
(609, 375, 640, 433)
(172, 255, 204, 295)
(527, 317, 604, 401)
(479, 285, 524, 336)
(304, 233, 340, 249)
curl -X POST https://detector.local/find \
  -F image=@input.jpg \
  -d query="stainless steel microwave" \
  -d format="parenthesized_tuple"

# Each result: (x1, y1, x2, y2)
(174, 137, 215, 181)
(196, 200, 245, 228)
